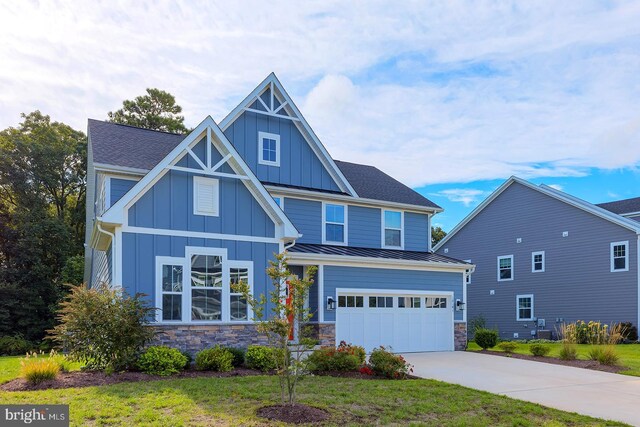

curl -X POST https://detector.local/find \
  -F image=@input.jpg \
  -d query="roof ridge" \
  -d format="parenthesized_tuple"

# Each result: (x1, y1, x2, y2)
(88, 118, 186, 136)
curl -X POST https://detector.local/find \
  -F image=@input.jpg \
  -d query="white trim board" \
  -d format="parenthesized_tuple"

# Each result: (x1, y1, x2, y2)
(286, 252, 471, 272)
(322, 201, 348, 246)
(218, 72, 358, 197)
(434, 176, 640, 252)
(99, 116, 299, 240)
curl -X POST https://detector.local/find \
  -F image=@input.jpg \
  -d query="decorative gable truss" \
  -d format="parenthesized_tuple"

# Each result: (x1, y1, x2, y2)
(219, 73, 358, 197)
(98, 116, 300, 241)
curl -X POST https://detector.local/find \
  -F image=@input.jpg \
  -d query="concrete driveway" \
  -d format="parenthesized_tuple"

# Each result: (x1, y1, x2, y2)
(403, 351, 640, 426)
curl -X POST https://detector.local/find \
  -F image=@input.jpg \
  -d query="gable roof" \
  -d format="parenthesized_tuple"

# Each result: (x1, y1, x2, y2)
(433, 176, 640, 251)
(597, 196, 640, 216)
(89, 119, 184, 171)
(218, 73, 358, 197)
(334, 160, 440, 209)
(99, 116, 300, 240)
(87, 120, 440, 210)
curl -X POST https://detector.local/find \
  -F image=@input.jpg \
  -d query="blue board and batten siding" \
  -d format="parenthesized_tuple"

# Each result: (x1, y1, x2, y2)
(438, 182, 638, 339)
(224, 109, 341, 192)
(110, 178, 137, 206)
(128, 169, 275, 238)
(322, 266, 464, 322)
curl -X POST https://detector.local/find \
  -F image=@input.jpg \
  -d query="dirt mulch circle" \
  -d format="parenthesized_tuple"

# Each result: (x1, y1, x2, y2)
(0, 368, 263, 392)
(478, 350, 626, 374)
(257, 404, 330, 425)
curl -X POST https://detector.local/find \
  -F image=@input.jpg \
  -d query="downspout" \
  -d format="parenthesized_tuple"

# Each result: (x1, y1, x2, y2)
(96, 218, 115, 286)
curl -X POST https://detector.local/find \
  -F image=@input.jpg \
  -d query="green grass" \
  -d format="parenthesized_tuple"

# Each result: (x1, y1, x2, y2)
(0, 375, 626, 426)
(0, 356, 626, 426)
(0, 354, 81, 383)
(468, 342, 640, 376)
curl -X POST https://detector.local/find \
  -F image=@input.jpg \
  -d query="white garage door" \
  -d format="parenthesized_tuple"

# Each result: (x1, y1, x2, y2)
(335, 291, 454, 353)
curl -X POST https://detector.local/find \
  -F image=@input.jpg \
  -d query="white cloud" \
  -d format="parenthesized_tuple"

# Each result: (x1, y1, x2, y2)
(547, 184, 563, 191)
(432, 189, 488, 207)
(0, 1, 639, 186)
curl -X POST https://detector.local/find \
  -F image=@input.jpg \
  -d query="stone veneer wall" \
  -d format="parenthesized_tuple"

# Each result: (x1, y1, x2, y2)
(153, 323, 336, 354)
(454, 322, 467, 351)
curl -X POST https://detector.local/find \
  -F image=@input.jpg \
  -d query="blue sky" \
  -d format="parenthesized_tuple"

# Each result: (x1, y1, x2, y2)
(0, 1, 639, 232)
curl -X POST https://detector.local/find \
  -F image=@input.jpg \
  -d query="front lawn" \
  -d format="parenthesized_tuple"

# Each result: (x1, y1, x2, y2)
(0, 373, 626, 426)
(468, 342, 640, 376)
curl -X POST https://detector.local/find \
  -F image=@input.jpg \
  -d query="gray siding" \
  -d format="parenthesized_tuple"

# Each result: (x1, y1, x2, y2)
(438, 182, 638, 339)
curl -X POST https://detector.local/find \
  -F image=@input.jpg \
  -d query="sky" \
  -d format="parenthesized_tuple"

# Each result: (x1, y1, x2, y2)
(1, 1, 639, 231)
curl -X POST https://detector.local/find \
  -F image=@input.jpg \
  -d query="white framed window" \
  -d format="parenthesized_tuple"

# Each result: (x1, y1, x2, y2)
(497, 255, 514, 281)
(382, 210, 403, 249)
(425, 297, 447, 309)
(531, 251, 545, 273)
(398, 296, 421, 308)
(516, 294, 534, 321)
(368, 296, 394, 308)
(322, 203, 347, 245)
(611, 241, 629, 272)
(338, 295, 364, 308)
(156, 247, 254, 324)
(193, 176, 219, 216)
(156, 256, 187, 322)
(258, 131, 280, 167)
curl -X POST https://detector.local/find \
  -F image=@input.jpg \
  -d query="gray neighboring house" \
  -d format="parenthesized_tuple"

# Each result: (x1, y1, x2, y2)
(434, 176, 640, 340)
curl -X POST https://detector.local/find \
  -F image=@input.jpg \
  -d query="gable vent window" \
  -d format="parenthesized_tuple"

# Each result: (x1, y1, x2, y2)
(611, 241, 629, 272)
(193, 176, 219, 216)
(258, 131, 280, 167)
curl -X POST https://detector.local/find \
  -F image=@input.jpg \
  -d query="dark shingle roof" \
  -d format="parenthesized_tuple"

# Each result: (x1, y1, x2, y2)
(334, 160, 441, 209)
(88, 119, 185, 170)
(597, 197, 640, 215)
(87, 120, 440, 209)
(288, 243, 469, 264)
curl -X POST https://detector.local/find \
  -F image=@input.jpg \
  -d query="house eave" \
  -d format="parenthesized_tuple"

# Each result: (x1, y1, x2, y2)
(286, 251, 472, 271)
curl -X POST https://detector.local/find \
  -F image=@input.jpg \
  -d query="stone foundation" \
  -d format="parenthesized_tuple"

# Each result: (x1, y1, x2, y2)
(153, 323, 337, 355)
(454, 322, 467, 351)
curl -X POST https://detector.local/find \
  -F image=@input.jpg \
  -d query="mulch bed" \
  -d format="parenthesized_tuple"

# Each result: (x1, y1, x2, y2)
(257, 404, 330, 424)
(313, 370, 419, 380)
(0, 368, 263, 392)
(478, 350, 626, 374)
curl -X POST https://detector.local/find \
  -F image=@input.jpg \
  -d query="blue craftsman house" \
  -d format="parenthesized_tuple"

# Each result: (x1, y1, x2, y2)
(84, 74, 470, 353)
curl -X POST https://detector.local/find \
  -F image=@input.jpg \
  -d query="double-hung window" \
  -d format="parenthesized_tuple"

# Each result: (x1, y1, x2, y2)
(229, 262, 251, 321)
(611, 241, 629, 272)
(159, 260, 184, 321)
(531, 251, 545, 273)
(323, 203, 346, 244)
(258, 132, 280, 166)
(517, 295, 534, 321)
(497, 255, 514, 281)
(383, 210, 403, 248)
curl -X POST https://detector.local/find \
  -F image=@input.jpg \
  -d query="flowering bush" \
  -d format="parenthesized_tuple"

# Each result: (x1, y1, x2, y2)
(368, 347, 413, 379)
(359, 366, 374, 376)
(562, 321, 622, 345)
(307, 341, 366, 372)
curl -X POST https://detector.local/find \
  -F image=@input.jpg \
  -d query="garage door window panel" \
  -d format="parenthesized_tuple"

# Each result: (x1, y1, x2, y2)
(369, 296, 393, 308)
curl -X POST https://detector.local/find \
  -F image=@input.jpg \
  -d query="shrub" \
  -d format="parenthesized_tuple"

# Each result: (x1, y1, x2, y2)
(558, 343, 578, 361)
(20, 352, 60, 384)
(475, 329, 498, 350)
(138, 346, 188, 376)
(226, 347, 246, 367)
(307, 342, 366, 372)
(497, 341, 518, 354)
(0, 335, 32, 356)
(245, 345, 282, 372)
(49, 283, 156, 372)
(620, 322, 638, 342)
(368, 347, 413, 379)
(195, 346, 234, 372)
(588, 346, 603, 361)
(562, 320, 622, 345)
(529, 343, 551, 357)
(50, 351, 74, 372)
(597, 346, 619, 366)
(180, 350, 192, 369)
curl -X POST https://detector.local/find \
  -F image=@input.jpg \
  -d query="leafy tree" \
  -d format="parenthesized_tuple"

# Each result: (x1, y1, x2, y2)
(108, 88, 188, 133)
(61, 255, 85, 286)
(0, 112, 87, 341)
(431, 226, 447, 247)
(233, 252, 317, 405)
